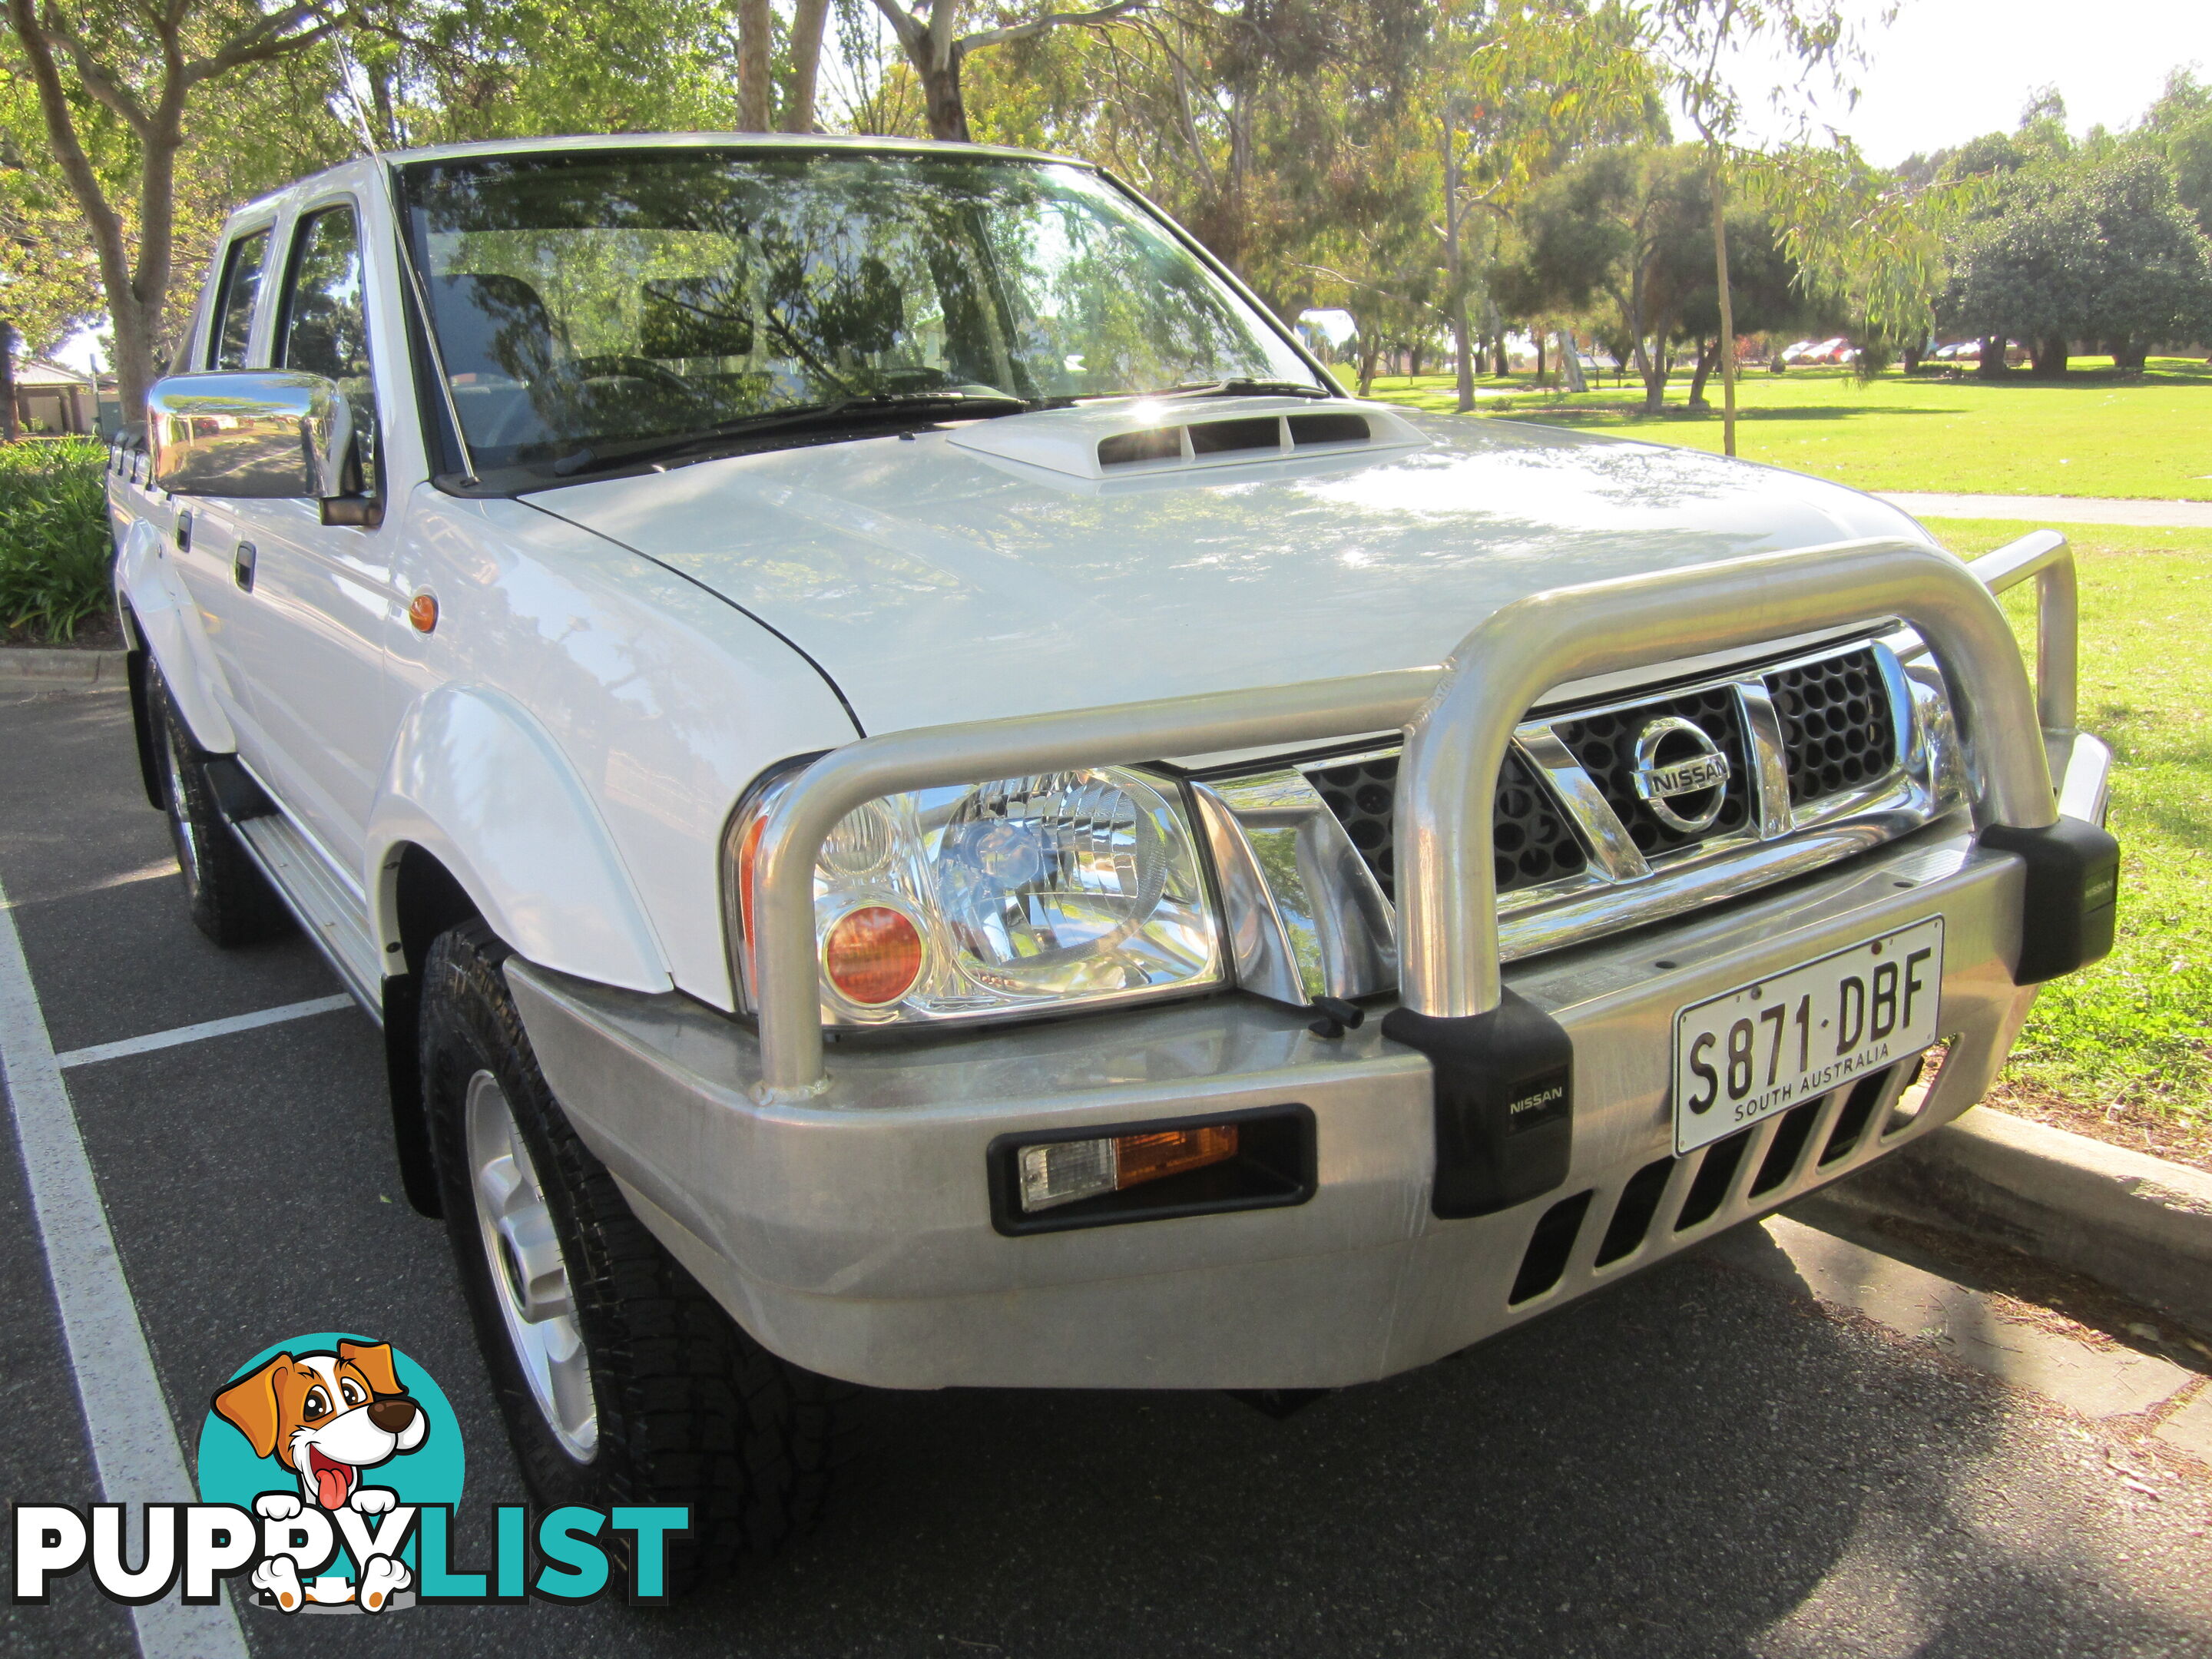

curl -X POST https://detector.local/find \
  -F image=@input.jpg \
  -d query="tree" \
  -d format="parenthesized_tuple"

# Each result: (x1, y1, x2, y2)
(1431, 0, 1654, 409)
(1514, 142, 1714, 412)
(785, 0, 833, 131)
(4, 0, 353, 416)
(866, 0, 1147, 142)
(2141, 67, 2212, 237)
(1640, 0, 1858, 455)
(1747, 137, 1975, 378)
(1673, 203, 1830, 402)
(1948, 151, 2212, 376)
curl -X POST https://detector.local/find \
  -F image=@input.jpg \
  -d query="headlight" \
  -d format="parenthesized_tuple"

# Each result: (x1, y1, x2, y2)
(727, 765, 1225, 1025)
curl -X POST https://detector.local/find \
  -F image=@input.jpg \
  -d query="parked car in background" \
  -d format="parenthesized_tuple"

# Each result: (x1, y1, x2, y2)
(107, 131, 2121, 1594)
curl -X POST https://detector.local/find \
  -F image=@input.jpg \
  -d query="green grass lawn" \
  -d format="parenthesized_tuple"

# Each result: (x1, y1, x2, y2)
(1357, 357, 2212, 502)
(1922, 517, 2212, 1168)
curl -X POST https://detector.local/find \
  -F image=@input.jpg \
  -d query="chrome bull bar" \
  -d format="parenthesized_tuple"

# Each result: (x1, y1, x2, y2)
(749, 535, 2067, 1102)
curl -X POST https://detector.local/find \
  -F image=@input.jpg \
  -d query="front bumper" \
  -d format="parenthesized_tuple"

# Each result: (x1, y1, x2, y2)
(508, 793, 2099, 1390)
(509, 531, 2111, 1390)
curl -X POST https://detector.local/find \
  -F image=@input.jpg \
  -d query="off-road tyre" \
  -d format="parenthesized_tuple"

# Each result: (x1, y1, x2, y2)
(420, 919, 873, 1594)
(153, 677, 291, 947)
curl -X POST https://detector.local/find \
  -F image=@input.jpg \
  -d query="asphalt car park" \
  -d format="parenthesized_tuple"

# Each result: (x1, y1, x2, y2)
(4, 680, 2210, 1659)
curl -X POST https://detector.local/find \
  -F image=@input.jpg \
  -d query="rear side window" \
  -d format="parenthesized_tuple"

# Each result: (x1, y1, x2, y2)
(207, 230, 269, 369)
(276, 204, 378, 492)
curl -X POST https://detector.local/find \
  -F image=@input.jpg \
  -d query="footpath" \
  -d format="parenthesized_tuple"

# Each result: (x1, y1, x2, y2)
(1881, 492, 2212, 528)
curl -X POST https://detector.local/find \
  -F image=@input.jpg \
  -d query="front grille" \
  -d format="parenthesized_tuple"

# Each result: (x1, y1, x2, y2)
(1311, 750, 1586, 901)
(1298, 637, 1924, 939)
(1766, 646, 1896, 804)
(1553, 686, 1754, 857)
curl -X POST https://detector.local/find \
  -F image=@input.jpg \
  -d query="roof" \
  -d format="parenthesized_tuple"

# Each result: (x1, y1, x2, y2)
(13, 359, 93, 388)
(227, 131, 1084, 220)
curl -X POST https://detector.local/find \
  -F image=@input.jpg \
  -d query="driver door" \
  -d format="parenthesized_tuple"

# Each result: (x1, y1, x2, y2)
(219, 198, 405, 874)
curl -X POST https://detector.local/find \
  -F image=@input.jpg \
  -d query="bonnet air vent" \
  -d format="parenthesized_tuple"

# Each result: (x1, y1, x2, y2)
(1290, 412, 1370, 446)
(1096, 412, 1375, 470)
(1188, 416, 1283, 455)
(1097, 426, 1184, 468)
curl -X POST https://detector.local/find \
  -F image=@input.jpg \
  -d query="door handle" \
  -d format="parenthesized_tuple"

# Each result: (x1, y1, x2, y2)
(174, 510, 192, 555)
(233, 542, 257, 593)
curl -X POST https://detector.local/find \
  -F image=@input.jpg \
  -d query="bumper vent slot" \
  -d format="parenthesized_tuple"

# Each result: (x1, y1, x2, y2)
(1312, 749, 1584, 903)
(1749, 1098, 1826, 1197)
(1508, 1190, 1594, 1304)
(1820, 1066, 1897, 1164)
(1594, 1155, 1675, 1266)
(1766, 646, 1896, 803)
(1675, 1129, 1752, 1230)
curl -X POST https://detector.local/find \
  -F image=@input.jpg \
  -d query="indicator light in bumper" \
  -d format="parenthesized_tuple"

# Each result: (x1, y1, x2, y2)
(1017, 1124, 1239, 1212)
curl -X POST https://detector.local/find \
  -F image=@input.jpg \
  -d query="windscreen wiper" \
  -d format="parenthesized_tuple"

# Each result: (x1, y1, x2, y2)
(1140, 378, 1334, 400)
(543, 389, 1037, 479)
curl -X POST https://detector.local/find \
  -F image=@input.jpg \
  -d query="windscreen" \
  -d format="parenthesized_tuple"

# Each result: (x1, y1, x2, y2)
(397, 148, 1318, 479)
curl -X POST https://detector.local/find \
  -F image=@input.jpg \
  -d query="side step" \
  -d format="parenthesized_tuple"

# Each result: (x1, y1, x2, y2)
(231, 813, 386, 1022)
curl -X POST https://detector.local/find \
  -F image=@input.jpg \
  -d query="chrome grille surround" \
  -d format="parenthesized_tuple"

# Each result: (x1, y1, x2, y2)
(1200, 630, 1965, 1003)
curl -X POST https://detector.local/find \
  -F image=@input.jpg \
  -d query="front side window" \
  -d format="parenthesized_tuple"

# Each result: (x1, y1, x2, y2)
(399, 149, 1320, 482)
(207, 229, 270, 369)
(277, 204, 377, 493)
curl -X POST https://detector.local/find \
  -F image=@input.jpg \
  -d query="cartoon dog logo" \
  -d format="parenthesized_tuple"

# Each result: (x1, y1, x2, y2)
(211, 1339, 429, 1612)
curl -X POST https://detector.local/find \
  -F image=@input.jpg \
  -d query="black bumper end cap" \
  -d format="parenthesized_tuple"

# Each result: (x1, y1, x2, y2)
(1978, 816, 2121, 985)
(1382, 990, 1575, 1219)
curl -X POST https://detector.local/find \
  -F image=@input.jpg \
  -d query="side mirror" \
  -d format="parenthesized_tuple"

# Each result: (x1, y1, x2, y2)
(147, 371, 352, 500)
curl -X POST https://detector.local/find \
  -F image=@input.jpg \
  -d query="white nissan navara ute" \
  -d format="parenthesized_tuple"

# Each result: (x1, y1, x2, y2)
(108, 133, 2119, 1585)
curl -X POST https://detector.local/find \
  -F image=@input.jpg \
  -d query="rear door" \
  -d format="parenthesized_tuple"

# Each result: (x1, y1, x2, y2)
(219, 197, 404, 873)
(162, 220, 277, 746)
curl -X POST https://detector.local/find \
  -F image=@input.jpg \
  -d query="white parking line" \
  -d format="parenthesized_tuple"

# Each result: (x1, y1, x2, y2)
(0, 872, 250, 1659)
(55, 993, 357, 1070)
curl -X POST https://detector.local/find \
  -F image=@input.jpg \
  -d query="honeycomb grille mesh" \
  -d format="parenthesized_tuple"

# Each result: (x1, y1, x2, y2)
(1766, 647, 1897, 803)
(1311, 751, 1585, 901)
(1553, 687, 1753, 856)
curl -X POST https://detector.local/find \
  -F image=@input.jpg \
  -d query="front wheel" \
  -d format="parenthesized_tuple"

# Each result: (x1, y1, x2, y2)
(419, 919, 869, 1591)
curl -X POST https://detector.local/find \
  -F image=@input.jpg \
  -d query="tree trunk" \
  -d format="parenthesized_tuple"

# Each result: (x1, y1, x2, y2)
(1408, 342, 1424, 379)
(1634, 337, 1667, 413)
(917, 40, 970, 141)
(1687, 336, 1719, 409)
(2030, 335, 2068, 378)
(1451, 295, 1475, 412)
(1491, 332, 1508, 379)
(0, 320, 17, 443)
(1357, 335, 1380, 397)
(783, 0, 831, 131)
(1707, 155, 1737, 457)
(1976, 335, 2005, 379)
(1533, 333, 1545, 386)
(1557, 331, 1587, 393)
(1900, 341, 1922, 374)
(738, 0, 773, 129)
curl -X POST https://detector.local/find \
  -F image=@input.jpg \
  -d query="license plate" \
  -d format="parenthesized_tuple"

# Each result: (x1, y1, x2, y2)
(1671, 918, 1944, 1155)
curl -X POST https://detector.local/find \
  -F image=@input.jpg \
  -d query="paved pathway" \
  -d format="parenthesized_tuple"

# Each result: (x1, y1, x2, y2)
(1882, 492, 2212, 528)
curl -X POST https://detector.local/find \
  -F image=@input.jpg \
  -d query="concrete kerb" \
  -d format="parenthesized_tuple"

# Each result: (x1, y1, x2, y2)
(0, 647, 127, 690)
(1823, 1105, 2212, 1339)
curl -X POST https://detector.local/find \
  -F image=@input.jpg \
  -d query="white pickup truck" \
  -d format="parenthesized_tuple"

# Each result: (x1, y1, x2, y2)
(109, 132, 2118, 1584)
